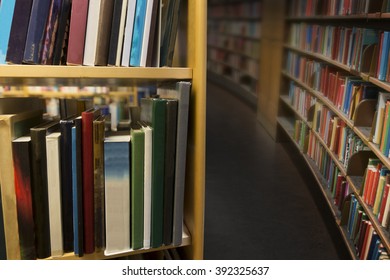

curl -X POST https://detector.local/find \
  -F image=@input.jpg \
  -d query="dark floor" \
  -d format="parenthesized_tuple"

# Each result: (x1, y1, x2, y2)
(204, 81, 351, 260)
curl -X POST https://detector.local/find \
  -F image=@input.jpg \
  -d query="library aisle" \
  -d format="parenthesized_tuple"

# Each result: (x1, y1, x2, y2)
(204, 81, 351, 260)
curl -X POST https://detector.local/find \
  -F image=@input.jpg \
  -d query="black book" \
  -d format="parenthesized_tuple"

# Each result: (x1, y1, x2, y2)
(60, 117, 75, 253)
(107, 0, 125, 66)
(52, 0, 71, 65)
(30, 120, 60, 259)
(6, 0, 33, 64)
(23, 0, 52, 64)
(163, 99, 178, 245)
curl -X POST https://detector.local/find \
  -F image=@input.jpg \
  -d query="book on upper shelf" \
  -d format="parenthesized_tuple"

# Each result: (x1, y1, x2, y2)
(5, 0, 33, 64)
(67, 0, 90, 66)
(108, 0, 128, 67)
(83, 0, 102, 66)
(130, 0, 148, 66)
(0, 0, 16, 64)
(121, 0, 137, 67)
(140, 0, 159, 67)
(52, 0, 71, 65)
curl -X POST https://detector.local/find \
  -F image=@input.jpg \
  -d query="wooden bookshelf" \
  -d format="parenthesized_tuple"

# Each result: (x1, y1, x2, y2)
(0, 0, 206, 260)
(269, 0, 390, 259)
(207, 0, 262, 108)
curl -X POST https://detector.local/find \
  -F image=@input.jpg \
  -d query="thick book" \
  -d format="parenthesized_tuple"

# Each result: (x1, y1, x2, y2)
(0, 109, 43, 260)
(162, 99, 178, 245)
(140, 122, 152, 249)
(82, 108, 101, 254)
(95, 0, 115, 66)
(140, 97, 166, 248)
(104, 131, 131, 255)
(45, 131, 63, 257)
(83, 0, 103, 66)
(121, 0, 136, 67)
(160, 0, 181, 67)
(140, 0, 159, 67)
(59, 117, 75, 253)
(40, 0, 62, 65)
(129, 0, 147, 66)
(52, 0, 71, 65)
(157, 81, 191, 246)
(5, 0, 33, 64)
(0, 0, 16, 64)
(66, 0, 89, 65)
(107, 0, 127, 66)
(12, 136, 36, 260)
(71, 117, 84, 257)
(23, 0, 52, 64)
(30, 120, 60, 259)
(131, 125, 145, 250)
(93, 115, 106, 252)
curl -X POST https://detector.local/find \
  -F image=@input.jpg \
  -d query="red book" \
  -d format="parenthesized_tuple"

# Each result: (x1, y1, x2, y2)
(66, 0, 89, 65)
(359, 222, 373, 260)
(81, 108, 101, 254)
(369, 164, 382, 207)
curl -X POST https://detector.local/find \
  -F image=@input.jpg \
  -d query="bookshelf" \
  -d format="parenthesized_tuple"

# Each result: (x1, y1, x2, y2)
(0, 0, 206, 260)
(272, 0, 390, 260)
(207, 0, 262, 108)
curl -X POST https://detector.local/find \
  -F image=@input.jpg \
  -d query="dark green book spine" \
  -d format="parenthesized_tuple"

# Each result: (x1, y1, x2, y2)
(131, 128, 145, 250)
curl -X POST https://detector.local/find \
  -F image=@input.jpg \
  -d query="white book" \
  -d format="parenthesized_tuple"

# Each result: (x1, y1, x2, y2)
(142, 125, 152, 249)
(121, 0, 137, 66)
(83, 0, 102, 66)
(115, 0, 129, 66)
(104, 133, 131, 255)
(46, 132, 63, 257)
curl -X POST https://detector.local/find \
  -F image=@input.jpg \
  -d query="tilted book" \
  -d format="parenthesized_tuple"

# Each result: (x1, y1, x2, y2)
(130, 0, 147, 66)
(121, 0, 136, 66)
(0, 109, 43, 260)
(23, 0, 52, 64)
(12, 136, 36, 260)
(6, 0, 33, 64)
(104, 131, 131, 255)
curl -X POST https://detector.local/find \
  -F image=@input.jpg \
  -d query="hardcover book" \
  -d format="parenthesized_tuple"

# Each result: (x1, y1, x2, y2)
(52, 0, 71, 65)
(6, 0, 33, 64)
(107, 0, 127, 66)
(0, 0, 16, 64)
(121, 0, 137, 66)
(83, 0, 103, 66)
(0, 109, 43, 260)
(30, 120, 60, 259)
(12, 136, 36, 260)
(104, 131, 131, 255)
(95, 0, 115, 66)
(140, 0, 159, 67)
(131, 125, 145, 250)
(130, 0, 147, 66)
(157, 81, 191, 246)
(23, 0, 52, 64)
(67, 0, 89, 65)
(45, 131, 64, 257)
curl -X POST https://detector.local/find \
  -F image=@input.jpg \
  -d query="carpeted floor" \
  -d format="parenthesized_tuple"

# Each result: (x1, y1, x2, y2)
(203, 81, 351, 260)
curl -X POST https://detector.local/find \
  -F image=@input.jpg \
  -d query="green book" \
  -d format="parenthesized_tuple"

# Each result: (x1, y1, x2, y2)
(130, 126, 145, 250)
(141, 97, 166, 248)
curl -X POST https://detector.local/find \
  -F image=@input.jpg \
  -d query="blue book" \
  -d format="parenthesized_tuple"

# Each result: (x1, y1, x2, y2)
(129, 0, 147, 66)
(378, 32, 390, 81)
(23, 0, 52, 64)
(71, 117, 84, 257)
(348, 194, 357, 236)
(0, 0, 16, 64)
(366, 232, 380, 260)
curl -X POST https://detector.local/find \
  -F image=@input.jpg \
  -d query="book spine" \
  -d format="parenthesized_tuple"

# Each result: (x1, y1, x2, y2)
(121, 0, 137, 66)
(83, 0, 102, 66)
(52, 0, 71, 65)
(107, 0, 124, 66)
(0, 0, 16, 64)
(130, 0, 147, 66)
(95, 0, 115, 66)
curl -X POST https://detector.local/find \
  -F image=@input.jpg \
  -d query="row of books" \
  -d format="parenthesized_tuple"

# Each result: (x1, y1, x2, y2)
(347, 194, 389, 259)
(288, 23, 390, 83)
(208, 20, 261, 39)
(312, 102, 369, 169)
(304, 130, 389, 259)
(361, 158, 390, 228)
(288, 81, 318, 119)
(285, 51, 379, 120)
(288, 0, 386, 17)
(0, 0, 181, 67)
(293, 119, 309, 151)
(209, 1, 262, 19)
(0, 81, 191, 260)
